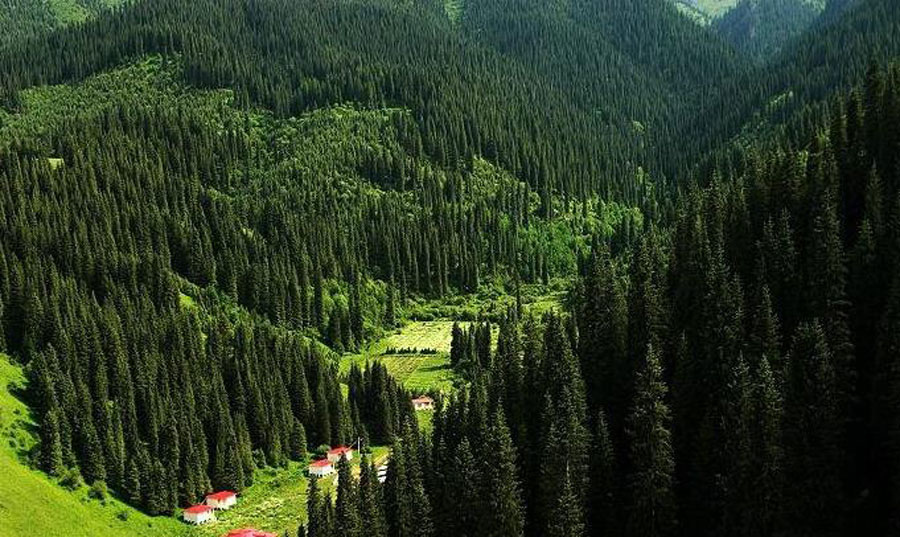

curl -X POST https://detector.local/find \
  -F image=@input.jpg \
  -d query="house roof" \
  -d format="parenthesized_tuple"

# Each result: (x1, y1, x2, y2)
(185, 505, 213, 514)
(327, 445, 352, 455)
(412, 396, 434, 403)
(206, 490, 236, 501)
(310, 459, 333, 468)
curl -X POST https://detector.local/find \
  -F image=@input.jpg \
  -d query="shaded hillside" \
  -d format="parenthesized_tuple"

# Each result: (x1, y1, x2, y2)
(677, 0, 900, 178)
(716, 0, 824, 62)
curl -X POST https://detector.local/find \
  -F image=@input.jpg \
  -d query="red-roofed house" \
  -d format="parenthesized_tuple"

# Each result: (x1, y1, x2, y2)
(183, 504, 215, 525)
(226, 528, 278, 537)
(412, 396, 434, 411)
(309, 458, 335, 477)
(205, 490, 238, 510)
(326, 445, 354, 463)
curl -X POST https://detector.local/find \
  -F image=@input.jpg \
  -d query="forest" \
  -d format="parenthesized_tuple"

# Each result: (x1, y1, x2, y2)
(1, 0, 900, 536)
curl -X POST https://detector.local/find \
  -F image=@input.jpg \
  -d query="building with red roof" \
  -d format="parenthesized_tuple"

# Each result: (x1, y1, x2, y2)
(308, 458, 335, 477)
(183, 504, 215, 525)
(326, 445, 354, 463)
(205, 490, 238, 510)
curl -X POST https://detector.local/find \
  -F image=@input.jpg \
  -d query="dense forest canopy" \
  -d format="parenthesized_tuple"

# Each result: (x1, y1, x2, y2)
(1, 0, 900, 536)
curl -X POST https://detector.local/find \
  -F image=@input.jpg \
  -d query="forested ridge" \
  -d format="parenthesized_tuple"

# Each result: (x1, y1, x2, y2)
(298, 61, 900, 537)
(1, 0, 900, 536)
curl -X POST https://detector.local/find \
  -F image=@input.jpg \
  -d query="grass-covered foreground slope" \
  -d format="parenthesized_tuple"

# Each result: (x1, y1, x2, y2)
(0, 354, 188, 537)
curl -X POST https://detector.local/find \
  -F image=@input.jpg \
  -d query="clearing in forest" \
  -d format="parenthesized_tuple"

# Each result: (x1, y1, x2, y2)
(341, 321, 459, 393)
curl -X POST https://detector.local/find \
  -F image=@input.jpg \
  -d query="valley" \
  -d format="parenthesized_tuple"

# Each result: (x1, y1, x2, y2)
(1, 0, 900, 536)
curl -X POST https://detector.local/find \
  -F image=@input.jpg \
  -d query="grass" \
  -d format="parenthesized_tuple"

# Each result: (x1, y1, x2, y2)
(179, 292, 198, 310)
(341, 321, 460, 393)
(0, 351, 391, 537)
(0, 353, 189, 537)
(193, 445, 389, 536)
(193, 464, 308, 537)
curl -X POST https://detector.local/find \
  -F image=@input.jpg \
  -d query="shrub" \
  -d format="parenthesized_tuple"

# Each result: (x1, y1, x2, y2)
(116, 509, 130, 521)
(88, 480, 108, 501)
(314, 444, 330, 459)
(59, 468, 83, 490)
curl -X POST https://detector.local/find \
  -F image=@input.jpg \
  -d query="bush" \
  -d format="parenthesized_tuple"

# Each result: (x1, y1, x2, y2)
(59, 468, 83, 491)
(116, 509, 130, 521)
(88, 480, 108, 501)
(314, 444, 330, 459)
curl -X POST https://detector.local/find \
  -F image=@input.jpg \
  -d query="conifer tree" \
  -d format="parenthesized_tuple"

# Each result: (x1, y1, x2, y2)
(358, 456, 387, 537)
(625, 344, 675, 537)
(750, 357, 784, 537)
(784, 321, 842, 536)
(307, 476, 323, 537)
(335, 456, 361, 537)
(587, 410, 617, 537)
(548, 469, 585, 537)
(483, 409, 524, 537)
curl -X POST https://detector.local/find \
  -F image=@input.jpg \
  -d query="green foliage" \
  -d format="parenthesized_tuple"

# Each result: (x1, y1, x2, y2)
(87, 480, 108, 501)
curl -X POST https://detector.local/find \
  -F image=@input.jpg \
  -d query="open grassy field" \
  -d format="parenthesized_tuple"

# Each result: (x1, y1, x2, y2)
(193, 464, 308, 537)
(192, 445, 389, 536)
(0, 354, 188, 537)
(341, 321, 460, 393)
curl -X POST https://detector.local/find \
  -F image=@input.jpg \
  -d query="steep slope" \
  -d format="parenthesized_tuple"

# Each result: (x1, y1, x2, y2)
(678, 0, 900, 176)
(0, 354, 188, 537)
(715, 0, 825, 61)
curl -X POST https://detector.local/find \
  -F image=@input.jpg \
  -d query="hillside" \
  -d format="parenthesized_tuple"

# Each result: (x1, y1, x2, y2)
(716, 0, 825, 61)
(0, 0, 125, 47)
(0, 354, 189, 537)
(1, 0, 899, 536)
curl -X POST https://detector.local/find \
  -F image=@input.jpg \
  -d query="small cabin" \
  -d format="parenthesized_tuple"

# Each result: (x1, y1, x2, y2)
(205, 490, 237, 510)
(183, 504, 215, 525)
(309, 458, 335, 477)
(412, 396, 435, 411)
(326, 446, 354, 463)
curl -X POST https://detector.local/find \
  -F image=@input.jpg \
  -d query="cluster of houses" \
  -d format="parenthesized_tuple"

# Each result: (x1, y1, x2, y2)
(308, 445, 355, 477)
(182, 490, 238, 525)
(182, 491, 277, 537)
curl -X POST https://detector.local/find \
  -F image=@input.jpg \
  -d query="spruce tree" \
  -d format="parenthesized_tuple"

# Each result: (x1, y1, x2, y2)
(587, 410, 617, 537)
(784, 321, 842, 536)
(750, 357, 784, 537)
(548, 469, 585, 537)
(335, 456, 361, 537)
(484, 409, 524, 537)
(625, 343, 675, 537)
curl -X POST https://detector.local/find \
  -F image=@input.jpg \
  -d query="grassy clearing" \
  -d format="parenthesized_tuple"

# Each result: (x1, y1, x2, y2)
(193, 464, 308, 537)
(695, 0, 739, 17)
(0, 354, 188, 537)
(192, 446, 389, 536)
(341, 321, 460, 393)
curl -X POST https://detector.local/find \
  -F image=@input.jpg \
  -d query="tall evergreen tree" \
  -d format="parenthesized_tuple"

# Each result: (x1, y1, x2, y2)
(625, 344, 675, 537)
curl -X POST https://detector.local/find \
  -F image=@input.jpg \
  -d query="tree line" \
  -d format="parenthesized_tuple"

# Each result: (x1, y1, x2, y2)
(291, 61, 900, 537)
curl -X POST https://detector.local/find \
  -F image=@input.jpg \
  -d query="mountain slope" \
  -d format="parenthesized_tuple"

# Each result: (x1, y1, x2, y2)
(0, 0, 125, 47)
(716, 0, 825, 61)
(0, 354, 188, 537)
